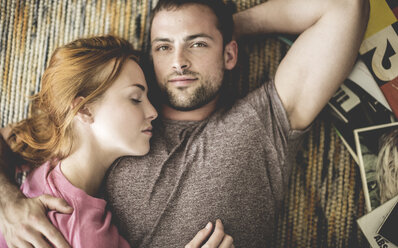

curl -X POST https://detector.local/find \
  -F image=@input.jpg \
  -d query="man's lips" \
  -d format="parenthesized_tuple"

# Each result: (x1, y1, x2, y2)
(168, 77, 198, 87)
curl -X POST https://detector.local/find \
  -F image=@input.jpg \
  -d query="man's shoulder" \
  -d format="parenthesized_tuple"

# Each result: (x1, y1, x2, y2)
(221, 81, 273, 116)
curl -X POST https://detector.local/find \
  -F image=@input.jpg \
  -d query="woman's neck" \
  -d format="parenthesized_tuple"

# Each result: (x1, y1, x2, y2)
(60, 141, 116, 197)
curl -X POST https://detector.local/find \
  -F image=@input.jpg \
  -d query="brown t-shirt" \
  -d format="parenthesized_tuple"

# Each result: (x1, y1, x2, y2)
(104, 81, 307, 247)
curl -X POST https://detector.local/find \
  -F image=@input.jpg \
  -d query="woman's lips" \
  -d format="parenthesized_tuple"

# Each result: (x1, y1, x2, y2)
(142, 130, 153, 136)
(142, 127, 153, 136)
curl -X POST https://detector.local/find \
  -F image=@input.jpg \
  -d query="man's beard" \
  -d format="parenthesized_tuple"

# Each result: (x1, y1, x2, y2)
(159, 70, 223, 111)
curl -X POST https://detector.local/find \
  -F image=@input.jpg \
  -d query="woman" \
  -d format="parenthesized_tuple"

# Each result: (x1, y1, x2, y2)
(377, 128, 398, 204)
(0, 35, 233, 248)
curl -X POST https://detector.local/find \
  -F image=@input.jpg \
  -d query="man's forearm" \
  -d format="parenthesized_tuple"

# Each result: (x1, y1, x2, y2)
(0, 134, 15, 180)
(0, 170, 24, 207)
(233, 0, 367, 38)
(0, 134, 24, 207)
(234, 0, 369, 129)
(0, 130, 72, 248)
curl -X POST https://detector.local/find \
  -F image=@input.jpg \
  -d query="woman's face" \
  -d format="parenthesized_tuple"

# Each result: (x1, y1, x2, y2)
(89, 59, 158, 157)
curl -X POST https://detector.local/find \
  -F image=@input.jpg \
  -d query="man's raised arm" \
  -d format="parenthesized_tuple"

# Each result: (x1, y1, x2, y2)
(0, 128, 72, 248)
(234, 0, 370, 130)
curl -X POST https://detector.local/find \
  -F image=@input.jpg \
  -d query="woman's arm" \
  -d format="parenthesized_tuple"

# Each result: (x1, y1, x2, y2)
(0, 128, 73, 248)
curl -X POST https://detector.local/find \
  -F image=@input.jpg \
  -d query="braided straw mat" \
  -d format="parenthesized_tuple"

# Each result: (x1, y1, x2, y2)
(0, 0, 367, 247)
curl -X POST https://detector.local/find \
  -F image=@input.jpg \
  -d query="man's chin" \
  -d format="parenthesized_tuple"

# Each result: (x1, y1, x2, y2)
(162, 93, 202, 111)
(161, 86, 220, 111)
(166, 102, 204, 111)
(165, 97, 213, 111)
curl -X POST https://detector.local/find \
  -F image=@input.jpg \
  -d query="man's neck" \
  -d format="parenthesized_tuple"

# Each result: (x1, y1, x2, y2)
(161, 97, 219, 121)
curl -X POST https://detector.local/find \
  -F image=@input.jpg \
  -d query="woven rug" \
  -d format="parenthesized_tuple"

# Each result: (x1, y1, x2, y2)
(0, 0, 367, 247)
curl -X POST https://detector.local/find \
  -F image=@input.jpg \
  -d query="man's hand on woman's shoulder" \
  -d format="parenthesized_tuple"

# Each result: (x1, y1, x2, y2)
(0, 191, 73, 247)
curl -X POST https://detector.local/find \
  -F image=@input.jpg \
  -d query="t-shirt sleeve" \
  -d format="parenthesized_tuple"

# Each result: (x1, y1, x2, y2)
(245, 80, 307, 142)
(243, 80, 309, 188)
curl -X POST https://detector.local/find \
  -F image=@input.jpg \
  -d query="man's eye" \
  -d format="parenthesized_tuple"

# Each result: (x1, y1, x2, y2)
(192, 42, 206, 48)
(156, 46, 169, 51)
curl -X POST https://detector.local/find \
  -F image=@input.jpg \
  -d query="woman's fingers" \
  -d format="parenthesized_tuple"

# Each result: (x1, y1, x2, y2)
(185, 222, 213, 248)
(185, 219, 235, 248)
(218, 234, 234, 248)
(202, 219, 226, 248)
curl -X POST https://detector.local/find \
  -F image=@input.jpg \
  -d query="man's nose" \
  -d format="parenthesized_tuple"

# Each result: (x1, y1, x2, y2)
(172, 48, 190, 73)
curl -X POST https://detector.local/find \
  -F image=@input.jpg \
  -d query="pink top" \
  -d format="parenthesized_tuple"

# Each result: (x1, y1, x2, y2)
(0, 162, 130, 248)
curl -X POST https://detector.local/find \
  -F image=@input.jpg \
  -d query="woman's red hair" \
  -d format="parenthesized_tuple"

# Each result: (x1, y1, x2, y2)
(9, 35, 139, 165)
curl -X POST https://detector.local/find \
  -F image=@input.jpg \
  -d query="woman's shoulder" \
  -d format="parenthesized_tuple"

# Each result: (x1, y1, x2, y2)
(19, 161, 53, 198)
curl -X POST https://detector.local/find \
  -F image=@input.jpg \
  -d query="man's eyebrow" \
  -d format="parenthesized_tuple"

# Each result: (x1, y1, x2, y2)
(151, 38, 172, 44)
(151, 34, 213, 44)
(184, 33, 213, 41)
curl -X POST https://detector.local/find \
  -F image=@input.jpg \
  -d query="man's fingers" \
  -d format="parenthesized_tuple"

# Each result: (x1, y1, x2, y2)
(38, 194, 73, 213)
(0, 194, 71, 248)
(35, 218, 71, 248)
(14, 224, 42, 248)
(22, 228, 52, 248)
(185, 222, 213, 248)
(9, 239, 34, 248)
(34, 195, 72, 248)
(202, 219, 225, 248)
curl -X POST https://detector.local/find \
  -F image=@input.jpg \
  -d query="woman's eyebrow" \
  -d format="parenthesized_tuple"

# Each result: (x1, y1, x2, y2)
(130, 84, 146, 91)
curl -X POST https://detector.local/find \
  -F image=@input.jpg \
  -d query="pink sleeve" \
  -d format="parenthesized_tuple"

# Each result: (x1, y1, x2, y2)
(48, 209, 130, 248)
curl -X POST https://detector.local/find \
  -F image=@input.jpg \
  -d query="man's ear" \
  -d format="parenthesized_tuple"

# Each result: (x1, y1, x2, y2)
(71, 96, 94, 124)
(224, 40, 238, 70)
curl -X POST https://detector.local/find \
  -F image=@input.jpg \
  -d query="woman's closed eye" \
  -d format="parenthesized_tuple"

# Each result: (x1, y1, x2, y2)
(131, 98, 142, 103)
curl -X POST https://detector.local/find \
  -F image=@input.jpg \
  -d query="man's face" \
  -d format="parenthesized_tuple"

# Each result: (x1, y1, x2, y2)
(150, 4, 226, 111)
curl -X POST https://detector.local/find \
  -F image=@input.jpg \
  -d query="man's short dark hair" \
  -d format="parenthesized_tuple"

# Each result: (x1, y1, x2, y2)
(150, 0, 234, 46)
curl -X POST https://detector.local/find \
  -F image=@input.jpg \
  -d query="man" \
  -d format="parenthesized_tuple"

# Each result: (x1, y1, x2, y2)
(0, 0, 369, 247)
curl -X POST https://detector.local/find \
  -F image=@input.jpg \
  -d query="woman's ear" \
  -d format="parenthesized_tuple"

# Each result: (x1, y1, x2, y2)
(223, 40, 238, 70)
(71, 96, 94, 124)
